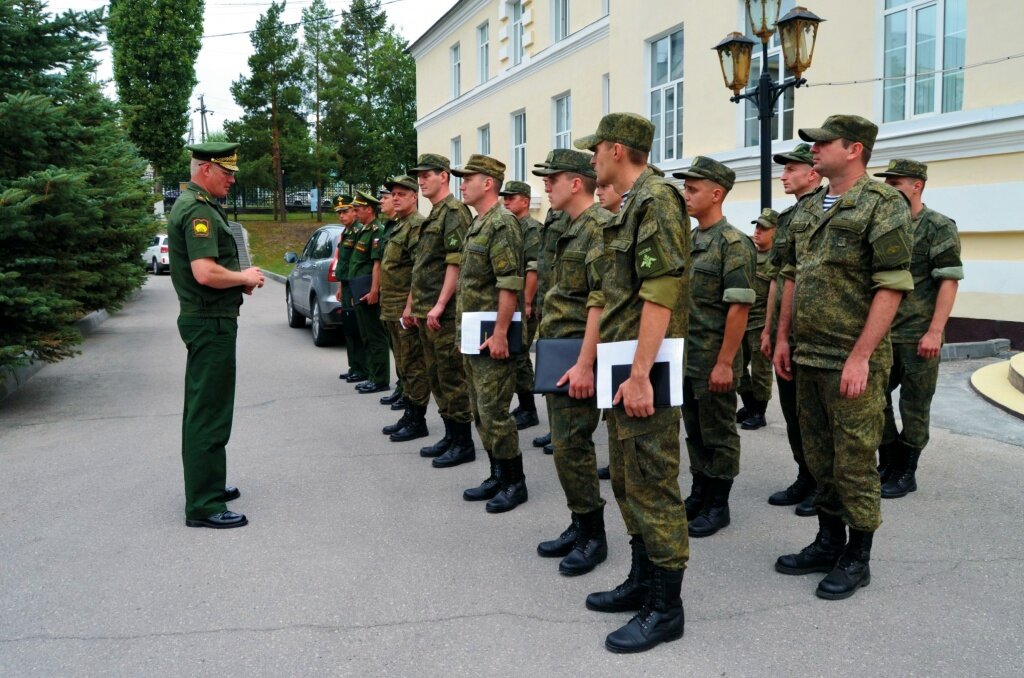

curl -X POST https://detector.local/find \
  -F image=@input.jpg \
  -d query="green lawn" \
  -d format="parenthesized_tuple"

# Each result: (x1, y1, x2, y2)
(243, 219, 324, 276)
(233, 211, 334, 223)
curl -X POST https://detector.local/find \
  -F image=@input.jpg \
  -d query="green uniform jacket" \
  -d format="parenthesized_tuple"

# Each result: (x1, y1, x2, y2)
(782, 174, 913, 371)
(336, 224, 358, 282)
(167, 181, 242, 317)
(890, 206, 963, 344)
(380, 212, 425, 321)
(347, 219, 382, 279)
(747, 250, 778, 332)
(411, 194, 472, 318)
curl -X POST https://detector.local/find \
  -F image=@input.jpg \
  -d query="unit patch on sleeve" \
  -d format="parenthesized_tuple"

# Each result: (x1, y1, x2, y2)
(192, 219, 211, 238)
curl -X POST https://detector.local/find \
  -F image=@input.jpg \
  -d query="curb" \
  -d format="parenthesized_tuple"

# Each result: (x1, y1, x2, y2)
(262, 269, 287, 285)
(941, 338, 1011, 361)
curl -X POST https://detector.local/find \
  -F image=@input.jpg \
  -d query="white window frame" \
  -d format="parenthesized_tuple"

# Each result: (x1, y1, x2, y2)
(646, 27, 684, 165)
(450, 42, 461, 99)
(450, 136, 462, 194)
(477, 22, 489, 84)
(553, 92, 572, 149)
(881, 0, 966, 123)
(511, 110, 527, 182)
(478, 124, 491, 155)
(601, 74, 610, 116)
(601, 0, 610, 17)
(552, 0, 569, 42)
(510, 1, 524, 67)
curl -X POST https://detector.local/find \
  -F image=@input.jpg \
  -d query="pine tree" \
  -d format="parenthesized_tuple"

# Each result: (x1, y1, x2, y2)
(302, 0, 339, 221)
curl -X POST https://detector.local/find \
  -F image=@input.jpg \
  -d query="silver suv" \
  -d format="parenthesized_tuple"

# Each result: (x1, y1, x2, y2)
(284, 225, 346, 346)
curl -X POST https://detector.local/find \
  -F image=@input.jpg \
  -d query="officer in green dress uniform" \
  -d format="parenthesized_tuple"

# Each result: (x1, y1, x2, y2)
(348, 190, 391, 393)
(335, 194, 368, 383)
(168, 142, 264, 529)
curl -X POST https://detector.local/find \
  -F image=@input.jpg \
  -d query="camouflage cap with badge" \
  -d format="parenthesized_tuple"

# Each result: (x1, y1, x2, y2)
(672, 155, 736, 192)
(873, 158, 928, 182)
(574, 112, 655, 153)
(384, 175, 419, 192)
(752, 207, 780, 229)
(531, 148, 596, 179)
(187, 142, 240, 172)
(773, 142, 814, 166)
(450, 154, 506, 183)
(499, 180, 532, 197)
(408, 153, 451, 175)
(798, 114, 878, 152)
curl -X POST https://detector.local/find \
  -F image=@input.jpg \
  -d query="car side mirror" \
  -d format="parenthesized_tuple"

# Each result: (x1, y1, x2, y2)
(284, 252, 298, 264)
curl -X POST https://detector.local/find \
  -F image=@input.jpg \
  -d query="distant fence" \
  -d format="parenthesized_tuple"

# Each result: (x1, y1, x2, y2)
(161, 178, 371, 217)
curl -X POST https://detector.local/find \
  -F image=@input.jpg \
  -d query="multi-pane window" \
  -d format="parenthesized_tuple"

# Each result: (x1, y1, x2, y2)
(450, 43, 461, 99)
(602, 74, 610, 116)
(743, 0, 795, 147)
(512, 111, 527, 181)
(477, 22, 489, 84)
(554, 94, 571, 149)
(552, 0, 569, 42)
(450, 136, 462, 194)
(511, 1, 524, 66)
(883, 0, 966, 122)
(478, 125, 491, 155)
(648, 29, 684, 164)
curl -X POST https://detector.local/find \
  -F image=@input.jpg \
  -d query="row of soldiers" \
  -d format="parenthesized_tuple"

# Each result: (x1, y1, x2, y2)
(328, 111, 961, 654)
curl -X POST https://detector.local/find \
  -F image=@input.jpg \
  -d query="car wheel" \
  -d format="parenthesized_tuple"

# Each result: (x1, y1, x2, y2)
(151, 258, 160, 275)
(286, 286, 305, 328)
(311, 296, 332, 346)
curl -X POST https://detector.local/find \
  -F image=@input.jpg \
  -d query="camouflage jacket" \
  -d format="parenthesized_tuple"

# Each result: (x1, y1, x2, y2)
(685, 218, 756, 382)
(768, 186, 823, 340)
(521, 215, 542, 273)
(890, 205, 963, 344)
(536, 209, 570, 311)
(380, 212, 425, 321)
(782, 174, 913, 371)
(747, 249, 779, 332)
(411, 193, 472, 318)
(539, 203, 612, 340)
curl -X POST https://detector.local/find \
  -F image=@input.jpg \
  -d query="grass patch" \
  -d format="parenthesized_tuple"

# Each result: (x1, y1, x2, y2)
(233, 211, 332, 223)
(244, 220, 322, 276)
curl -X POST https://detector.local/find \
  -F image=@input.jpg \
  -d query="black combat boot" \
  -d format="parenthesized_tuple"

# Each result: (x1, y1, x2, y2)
(683, 473, 709, 521)
(586, 536, 651, 613)
(768, 464, 815, 506)
(740, 399, 768, 430)
(511, 392, 540, 430)
(389, 404, 429, 442)
(432, 421, 476, 468)
(419, 418, 452, 458)
(877, 440, 900, 484)
(382, 408, 413, 436)
(816, 528, 873, 600)
(882, 442, 920, 499)
(485, 455, 528, 513)
(532, 432, 551, 448)
(597, 465, 610, 480)
(604, 566, 684, 653)
(794, 488, 818, 517)
(537, 514, 579, 558)
(463, 450, 501, 501)
(390, 395, 406, 411)
(559, 507, 608, 576)
(379, 387, 402, 405)
(736, 390, 755, 423)
(775, 512, 847, 575)
(688, 477, 732, 538)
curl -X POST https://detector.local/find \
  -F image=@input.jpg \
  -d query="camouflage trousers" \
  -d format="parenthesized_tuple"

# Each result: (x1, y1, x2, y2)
(514, 315, 538, 395)
(606, 408, 688, 571)
(547, 393, 605, 515)
(739, 328, 774, 403)
(341, 309, 366, 376)
(682, 377, 741, 480)
(418, 318, 472, 423)
(354, 302, 389, 385)
(776, 344, 805, 466)
(882, 342, 939, 452)
(386, 321, 429, 407)
(796, 364, 887, 532)
(464, 354, 521, 460)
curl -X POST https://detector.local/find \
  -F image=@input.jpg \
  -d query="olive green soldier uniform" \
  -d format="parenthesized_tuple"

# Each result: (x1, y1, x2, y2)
(737, 208, 780, 430)
(873, 159, 963, 498)
(673, 156, 756, 539)
(531, 149, 613, 575)
(377, 185, 405, 407)
(347, 191, 390, 392)
(575, 114, 690, 653)
(407, 154, 476, 468)
(451, 155, 528, 513)
(378, 176, 432, 443)
(336, 195, 368, 383)
(775, 115, 913, 600)
(168, 142, 248, 528)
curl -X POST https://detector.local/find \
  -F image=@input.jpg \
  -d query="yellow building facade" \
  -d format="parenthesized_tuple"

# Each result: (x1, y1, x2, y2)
(410, 0, 1024, 341)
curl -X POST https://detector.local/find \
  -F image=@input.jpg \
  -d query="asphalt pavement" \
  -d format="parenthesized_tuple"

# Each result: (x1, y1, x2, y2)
(1, 275, 1021, 677)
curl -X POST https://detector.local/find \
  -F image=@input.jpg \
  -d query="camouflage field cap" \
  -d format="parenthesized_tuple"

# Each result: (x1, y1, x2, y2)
(874, 158, 928, 181)
(385, 175, 419, 192)
(751, 207, 780, 229)
(450, 154, 506, 182)
(799, 114, 879, 152)
(408, 153, 451, 174)
(352, 189, 380, 207)
(672, 155, 736, 191)
(188, 142, 240, 172)
(531, 149, 596, 179)
(333, 193, 354, 212)
(773, 142, 814, 166)
(574, 112, 654, 153)
(499, 180, 532, 197)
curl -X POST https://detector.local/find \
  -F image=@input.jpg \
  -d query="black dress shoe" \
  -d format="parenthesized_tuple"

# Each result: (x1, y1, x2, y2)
(380, 388, 402, 405)
(222, 486, 240, 502)
(358, 382, 389, 394)
(513, 408, 539, 430)
(597, 466, 610, 480)
(345, 372, 367, 383)
(185, 511, 248, 529)
(543, 443, 553, 455)
(741, 413, 767, 430)
(532, 432, 551, 447)
(390, 396, 407, 411)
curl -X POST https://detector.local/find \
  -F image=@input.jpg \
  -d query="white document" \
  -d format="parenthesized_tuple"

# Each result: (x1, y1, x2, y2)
(596, 338, 685, 409)
(460, 311, 523, 355)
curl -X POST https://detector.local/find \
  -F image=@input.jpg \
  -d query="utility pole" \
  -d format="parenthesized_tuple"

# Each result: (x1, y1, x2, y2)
(194, 95, 213, 143)
(186, 119, 195, 145)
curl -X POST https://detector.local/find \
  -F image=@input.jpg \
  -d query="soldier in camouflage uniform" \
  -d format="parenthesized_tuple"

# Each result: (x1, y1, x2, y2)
(378, 176, 432, 443)
(334, 195, 368, 383)
(736, 208, 779, 431)
(761, 144, 823, 516)
(531, 149, 612, 575)
(407, 154, 476, 469)
(451, 155, 528, 513)
(873, 159, 963, 498)
(576, 113, 690, 654)
(673, 157, 755, 539)
(773, 115, 913, 601)
(499, 180, 543, 431)
(377, 186, 404, 407)
(347, 191, 390, 394)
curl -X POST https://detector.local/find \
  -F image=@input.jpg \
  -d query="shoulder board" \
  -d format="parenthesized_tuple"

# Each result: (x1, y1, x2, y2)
(195, 193, 208, 203)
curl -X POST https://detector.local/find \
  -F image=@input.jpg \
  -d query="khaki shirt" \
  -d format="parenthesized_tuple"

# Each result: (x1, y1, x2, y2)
(379, 212, 425, 321)
(411, 193, 472, 318)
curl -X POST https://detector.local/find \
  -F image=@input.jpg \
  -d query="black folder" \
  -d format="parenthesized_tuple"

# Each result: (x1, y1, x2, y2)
(347, 274, 373, 305)
(533, 338, 586, 394)
(609, 361, 674, 408)
(479, 319, 524, 356)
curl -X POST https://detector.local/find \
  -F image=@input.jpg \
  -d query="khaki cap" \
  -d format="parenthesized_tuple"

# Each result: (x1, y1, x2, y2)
(408, 153, 451, 175)
(499, 180, 532, 197)
(385, 175, 419, 192)
(450, 154, 506, 183)
(773, 143, 814, 166)
(531, 149, 596, 179)
(874, 158, 928, 181)
(672, 155, 736, 192)
(799, 114, 879, 152)
(751, 207, 780, 229)
(574, 112, 654, 153)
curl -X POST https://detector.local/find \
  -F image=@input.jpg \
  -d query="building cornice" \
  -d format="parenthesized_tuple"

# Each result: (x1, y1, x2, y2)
(409, 0, 490, 58)
(415, 15, 611, 132)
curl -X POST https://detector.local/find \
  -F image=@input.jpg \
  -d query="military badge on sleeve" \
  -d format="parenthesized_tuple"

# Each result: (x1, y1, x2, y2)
(192, 219, 211, 238)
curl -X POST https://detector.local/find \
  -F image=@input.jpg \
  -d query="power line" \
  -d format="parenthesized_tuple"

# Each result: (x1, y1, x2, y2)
(202, 0, 412, 39)
(807, 51, 1024, 88)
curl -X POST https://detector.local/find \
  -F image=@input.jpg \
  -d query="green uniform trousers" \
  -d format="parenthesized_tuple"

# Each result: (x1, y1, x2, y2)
(682, 377, 742, 480)
(463, 354, 521, 460)
(514, 317, 538, 395)
(387, 320, 429, 407)
(882, 342, 939, 452)
(776, 345, 805, 466)
(739, 328, 774, 403)
(797, 364, 887, 532)
(176, 316, 236, 520)
(547, 393, 605, 515)
(607, 409, 689, 571)
(354, 302, 389, 385)
(418, 319, 472, 423)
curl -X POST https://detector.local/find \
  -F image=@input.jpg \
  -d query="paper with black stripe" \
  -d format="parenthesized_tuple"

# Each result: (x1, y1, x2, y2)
(596, 338, 685, 409)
